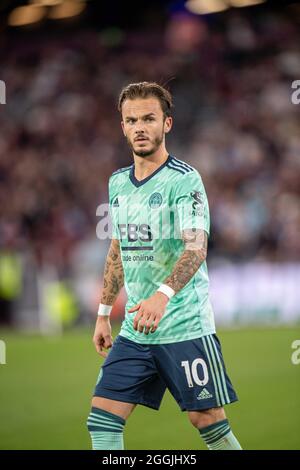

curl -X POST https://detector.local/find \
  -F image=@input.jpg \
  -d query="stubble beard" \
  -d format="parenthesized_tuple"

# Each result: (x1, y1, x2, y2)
(127, 131, 164, 158)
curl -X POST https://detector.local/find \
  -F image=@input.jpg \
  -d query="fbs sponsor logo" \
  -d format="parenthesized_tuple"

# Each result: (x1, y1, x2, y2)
(197, 388, 213, 400)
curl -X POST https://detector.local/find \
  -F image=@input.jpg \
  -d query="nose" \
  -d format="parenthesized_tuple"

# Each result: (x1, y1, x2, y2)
(134, 119, 146, 134)
(135, 128, 145, 136)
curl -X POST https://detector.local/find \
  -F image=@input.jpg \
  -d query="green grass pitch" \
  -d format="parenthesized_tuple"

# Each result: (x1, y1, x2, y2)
(0, 326, 299, 449)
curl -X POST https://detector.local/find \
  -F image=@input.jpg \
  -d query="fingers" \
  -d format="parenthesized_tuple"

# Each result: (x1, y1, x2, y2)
(94, 340, 102, 355)
(143, 316, 155, 335)
(99, 351, 108, 358)
(133, 309, 144, 331)
(134, 311, 158, 334)
(150, 317, 160, 334)
(93, 335, 113, 357)
(103, 334, 113, 349)
(128, 303, 141, 313)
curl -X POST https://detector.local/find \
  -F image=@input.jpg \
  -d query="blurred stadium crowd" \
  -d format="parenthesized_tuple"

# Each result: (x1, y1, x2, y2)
(0, 7, 299, 326)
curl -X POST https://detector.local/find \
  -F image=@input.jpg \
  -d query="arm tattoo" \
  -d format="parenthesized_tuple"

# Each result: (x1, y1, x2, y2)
(164, 229, 207, 294)
(100, 239, 124, 305)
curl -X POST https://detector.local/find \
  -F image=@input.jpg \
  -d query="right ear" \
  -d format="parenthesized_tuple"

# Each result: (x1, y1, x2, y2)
(121, 120, 126, 137)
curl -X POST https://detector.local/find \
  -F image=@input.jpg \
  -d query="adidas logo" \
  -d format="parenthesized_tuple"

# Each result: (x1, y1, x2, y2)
(112, 197, 119, 207)
(197, 388, 213, 400)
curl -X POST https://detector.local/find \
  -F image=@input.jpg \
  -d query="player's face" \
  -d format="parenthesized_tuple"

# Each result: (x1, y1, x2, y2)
(121, 97, 172, 157)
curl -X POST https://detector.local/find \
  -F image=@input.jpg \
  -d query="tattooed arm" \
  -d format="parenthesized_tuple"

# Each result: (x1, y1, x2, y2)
(93, 238, 124, 357)
(164, 228, 207, 293)
(100, 238, 124, 305)
(129, 229, 207, 335)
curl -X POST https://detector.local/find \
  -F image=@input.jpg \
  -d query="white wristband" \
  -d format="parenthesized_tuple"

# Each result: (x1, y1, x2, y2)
(97, 303, 112, 316)
(157, 284, 175, 300)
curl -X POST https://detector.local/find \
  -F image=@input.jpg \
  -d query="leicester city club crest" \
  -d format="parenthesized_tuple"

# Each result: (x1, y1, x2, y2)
(149, 192, 162, 208)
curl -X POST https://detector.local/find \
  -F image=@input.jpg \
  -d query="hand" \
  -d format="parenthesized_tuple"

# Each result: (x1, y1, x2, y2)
(93, 316, 113, 358)
(129, 292, 169, 335)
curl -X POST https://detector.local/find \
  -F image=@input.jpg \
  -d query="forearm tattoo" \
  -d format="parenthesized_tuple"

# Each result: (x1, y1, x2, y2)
(100, 239, 124, 305)
(164, 229, 207, 294)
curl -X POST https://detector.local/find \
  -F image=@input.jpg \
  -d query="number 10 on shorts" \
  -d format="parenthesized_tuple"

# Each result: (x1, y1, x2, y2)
(181, 359, 209, 388)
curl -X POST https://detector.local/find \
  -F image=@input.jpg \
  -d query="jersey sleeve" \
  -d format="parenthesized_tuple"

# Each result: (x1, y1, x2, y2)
(108, 177, 119, 240)
(173, 169, 210, 237)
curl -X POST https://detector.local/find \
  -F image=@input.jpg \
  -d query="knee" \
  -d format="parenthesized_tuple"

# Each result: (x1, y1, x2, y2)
(188, 407, 226, 429)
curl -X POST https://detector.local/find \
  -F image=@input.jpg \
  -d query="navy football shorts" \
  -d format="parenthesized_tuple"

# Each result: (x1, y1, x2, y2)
(93, 334, 238, 412)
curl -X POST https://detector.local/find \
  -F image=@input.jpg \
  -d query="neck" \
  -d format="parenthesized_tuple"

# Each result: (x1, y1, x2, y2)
(133, 147, 169, 180)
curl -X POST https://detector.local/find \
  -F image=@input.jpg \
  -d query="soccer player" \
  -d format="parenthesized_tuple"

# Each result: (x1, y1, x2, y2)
(87, 82, 242, 450)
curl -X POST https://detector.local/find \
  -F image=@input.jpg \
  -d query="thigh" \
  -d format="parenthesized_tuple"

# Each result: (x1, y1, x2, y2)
(94, 335, 167, 411)
(91, 397, 136, 421)
(150, 334, 238, 411)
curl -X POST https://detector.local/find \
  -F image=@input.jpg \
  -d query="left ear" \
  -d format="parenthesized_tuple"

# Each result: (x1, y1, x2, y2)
(164, 116, 173, 134)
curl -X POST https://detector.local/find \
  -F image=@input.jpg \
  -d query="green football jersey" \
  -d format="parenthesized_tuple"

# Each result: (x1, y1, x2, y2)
(108, 154, 216, 344)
